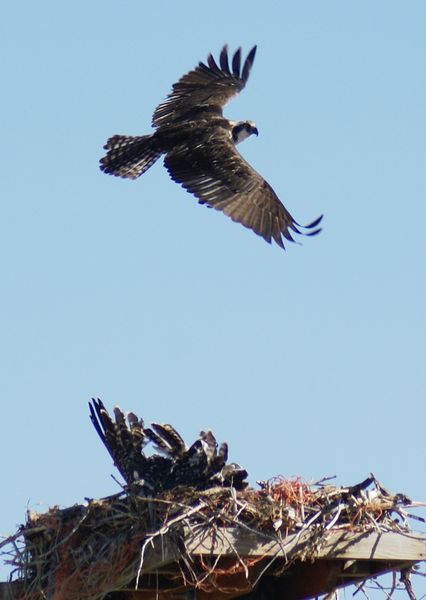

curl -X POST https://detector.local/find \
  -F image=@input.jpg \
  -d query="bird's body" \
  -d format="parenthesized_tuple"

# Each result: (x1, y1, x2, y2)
(100, 45, 322, 248)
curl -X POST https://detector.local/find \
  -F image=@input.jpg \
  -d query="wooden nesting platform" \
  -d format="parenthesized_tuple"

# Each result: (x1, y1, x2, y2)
(109, 526, 426, 600)
(3, 526, 423, 600)
(188, 526, 426, 598)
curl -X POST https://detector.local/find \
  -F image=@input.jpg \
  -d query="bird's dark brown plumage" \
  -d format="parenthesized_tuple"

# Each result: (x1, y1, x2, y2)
(89, 399, 248, 493)
(100, 45, 323, 249)
(151, 45, 257, 127)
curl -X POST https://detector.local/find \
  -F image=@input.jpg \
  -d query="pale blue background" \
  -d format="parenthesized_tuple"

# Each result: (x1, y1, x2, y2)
(1, 1, 425, 595)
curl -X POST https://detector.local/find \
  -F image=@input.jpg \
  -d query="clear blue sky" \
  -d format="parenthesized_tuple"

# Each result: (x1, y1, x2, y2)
(1, 0, 425, 593)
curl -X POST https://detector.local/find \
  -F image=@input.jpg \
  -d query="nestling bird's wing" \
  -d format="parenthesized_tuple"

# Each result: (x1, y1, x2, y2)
(90, 400, 249, 492)
(89, 399, 148, 484)
(199, 430, 218, 464)
(152, 45, 257, 127)
(164, 130, 323, 248)
(145, 423, 187, 457)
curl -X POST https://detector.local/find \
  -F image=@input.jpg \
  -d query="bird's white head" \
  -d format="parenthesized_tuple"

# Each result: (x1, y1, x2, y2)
(231, 120, 259, 144)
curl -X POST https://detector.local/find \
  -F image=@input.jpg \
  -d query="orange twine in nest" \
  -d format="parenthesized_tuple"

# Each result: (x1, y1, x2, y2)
(192, 554, 264, 593)
(266, 477, 315, 507)
(47, 535, 143, 600)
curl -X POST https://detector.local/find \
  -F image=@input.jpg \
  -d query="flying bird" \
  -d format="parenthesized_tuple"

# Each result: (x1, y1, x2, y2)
(100, 45, 323, 249)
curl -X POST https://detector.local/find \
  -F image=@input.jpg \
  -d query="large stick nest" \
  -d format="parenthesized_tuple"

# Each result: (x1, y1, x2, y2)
(1, 401, 425, 600)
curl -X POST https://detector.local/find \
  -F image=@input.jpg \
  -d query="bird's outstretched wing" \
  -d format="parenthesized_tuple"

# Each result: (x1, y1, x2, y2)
(152, 45, 257, 128)
(89, 398, 148, 484)
(89, 400, 249, 492)
(164, 130, 323, 248)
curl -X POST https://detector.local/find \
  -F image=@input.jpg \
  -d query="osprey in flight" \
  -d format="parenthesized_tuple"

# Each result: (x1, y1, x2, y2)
(100, 45, 322, 248)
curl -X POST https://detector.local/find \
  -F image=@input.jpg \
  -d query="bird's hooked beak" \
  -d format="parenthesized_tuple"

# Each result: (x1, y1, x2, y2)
(252, 126, 259, 136)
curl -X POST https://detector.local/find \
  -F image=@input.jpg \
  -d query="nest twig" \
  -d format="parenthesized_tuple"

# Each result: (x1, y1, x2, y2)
(1, 474, 424, 600)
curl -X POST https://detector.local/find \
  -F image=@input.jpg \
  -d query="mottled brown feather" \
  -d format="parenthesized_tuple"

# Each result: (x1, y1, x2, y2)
(152, 45, 257, 128)
(164, 130, 321, 248)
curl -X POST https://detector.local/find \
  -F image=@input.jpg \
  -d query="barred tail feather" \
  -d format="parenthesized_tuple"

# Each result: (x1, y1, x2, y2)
(100, 134, 161, 179)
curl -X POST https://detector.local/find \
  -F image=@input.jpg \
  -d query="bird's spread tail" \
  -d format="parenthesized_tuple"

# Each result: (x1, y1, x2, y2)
(100, 134, 162, 179)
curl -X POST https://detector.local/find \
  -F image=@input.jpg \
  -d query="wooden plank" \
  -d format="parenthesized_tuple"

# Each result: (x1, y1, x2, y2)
(183, 526, 426, 562)
(319, 530, 426, 560)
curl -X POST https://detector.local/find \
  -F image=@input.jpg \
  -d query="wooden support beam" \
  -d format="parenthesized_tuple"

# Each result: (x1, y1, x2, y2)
(183, 526, 426, 562)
